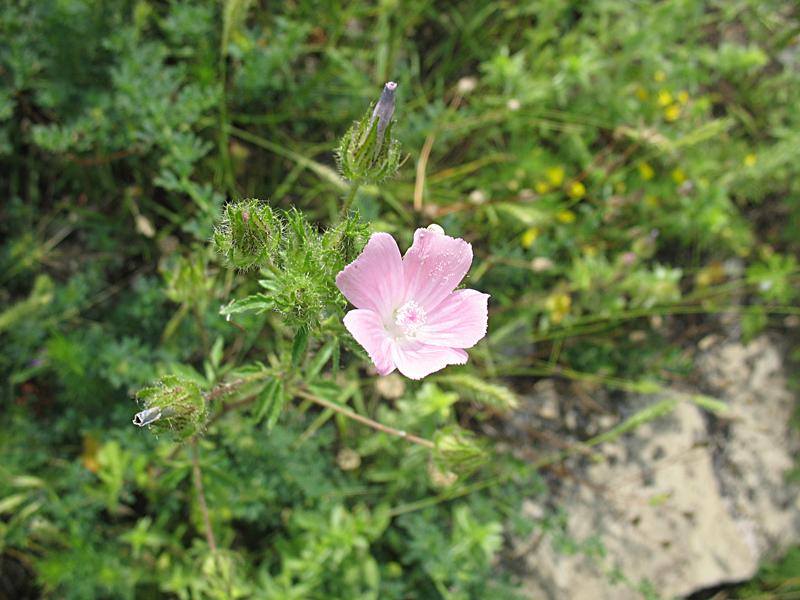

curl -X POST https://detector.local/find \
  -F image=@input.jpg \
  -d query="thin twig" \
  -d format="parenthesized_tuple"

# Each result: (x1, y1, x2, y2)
(191, 438, 218, 553)
(295, 388, 435, 449)
(204, 379, 248, 402)
(414, 134, 435, 212)
(64, 147, 139, 166)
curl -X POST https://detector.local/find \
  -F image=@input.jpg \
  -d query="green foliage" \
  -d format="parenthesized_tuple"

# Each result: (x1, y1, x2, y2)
(1, 0, 799, 598)
(213, 199, 281, 270)
(227, 208, 369, 330)
(729, 546, 800, 598)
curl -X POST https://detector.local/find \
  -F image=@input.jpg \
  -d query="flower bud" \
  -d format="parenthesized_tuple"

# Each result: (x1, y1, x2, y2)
(433, 426, 488, 476)
(133, 375, 207, 440)
(213, 199, 280, 270)
(337, 82, 402, 184)
(371, 81, 397, 143)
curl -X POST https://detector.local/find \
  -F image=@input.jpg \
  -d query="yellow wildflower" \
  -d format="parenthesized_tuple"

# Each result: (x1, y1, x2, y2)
(644, 194, 659, 208)
(694, 262, 725, 288)
(663, 104, 681, 122)
(535, 180, 550, 194)
(671, 168, 686, 184)
(557, 210, 576, 224)
(654, 70, 667, 82)
(635, 86, 649, 101)
(638, 162, 655, 180)
(546, 166, 565, 187)
(744, 153, 757, 167)
(546, 292, 572, 325)
(568, 181, 586, 199)
(677, 90, 689, 104)
(657, 90, 673, 107)
(521, 227, 540, 249)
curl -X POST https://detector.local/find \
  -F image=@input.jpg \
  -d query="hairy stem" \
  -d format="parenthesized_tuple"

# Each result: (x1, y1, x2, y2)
(295, 387, 435, 449)
(338, 181, 361, 222)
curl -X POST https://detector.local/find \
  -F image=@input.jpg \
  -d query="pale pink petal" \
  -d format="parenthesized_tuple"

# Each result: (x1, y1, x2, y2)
(402, 228, 473, 310)
(343, 309, 396, 375)
(418, 289, 489, 348)
(336, 233, 404, 316)
(391, 342, 468, 380)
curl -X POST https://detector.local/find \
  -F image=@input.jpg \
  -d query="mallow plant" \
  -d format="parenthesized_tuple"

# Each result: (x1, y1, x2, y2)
(132, 82, 491, 534)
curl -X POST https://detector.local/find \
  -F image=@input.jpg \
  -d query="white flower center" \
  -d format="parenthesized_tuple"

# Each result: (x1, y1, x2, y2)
(394, 300, 426, 337)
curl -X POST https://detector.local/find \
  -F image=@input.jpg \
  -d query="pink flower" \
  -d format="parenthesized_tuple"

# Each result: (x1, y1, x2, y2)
(336, 227, 489, 380)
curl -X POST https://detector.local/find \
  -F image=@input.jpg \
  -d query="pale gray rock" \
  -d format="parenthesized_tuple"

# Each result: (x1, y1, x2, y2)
(514, 337, 800, 599)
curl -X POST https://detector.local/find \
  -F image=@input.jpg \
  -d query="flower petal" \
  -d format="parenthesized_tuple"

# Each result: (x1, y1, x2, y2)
(402, 228, 473, 310)
(419, 289, 489, 348)
(343, 309, 396, 375)
(391, 342, 468, 380)
(336, 233, 404, 316)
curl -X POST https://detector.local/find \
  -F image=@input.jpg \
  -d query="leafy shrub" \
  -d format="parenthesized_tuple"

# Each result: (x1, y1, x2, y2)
(1, 0, 799, 598)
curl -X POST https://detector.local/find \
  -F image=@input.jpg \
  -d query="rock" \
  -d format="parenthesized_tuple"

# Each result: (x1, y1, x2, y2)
(564, 410, 578, 430)
(699, 338, 800, 559)
(511, 379, 561, 424)
(513, 337, 800, 599)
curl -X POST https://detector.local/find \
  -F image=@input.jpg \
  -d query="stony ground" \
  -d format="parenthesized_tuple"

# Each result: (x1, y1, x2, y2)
(505, 336, 800, 599)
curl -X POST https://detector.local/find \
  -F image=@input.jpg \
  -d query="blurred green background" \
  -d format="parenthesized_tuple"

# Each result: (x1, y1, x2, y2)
(1, 0, 799, 598)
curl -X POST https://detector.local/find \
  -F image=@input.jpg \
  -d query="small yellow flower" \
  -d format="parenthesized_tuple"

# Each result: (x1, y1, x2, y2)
(744, 153, 757, 167)
(638, 162, 655, 180)
(557, 210, 576, 224)
(635, 86, 649, 101)
(568, 181, 586, 199)
(663, 104, 681, 122)
(671, 168, 686, 184)
(582, 244, 598, 257)
(546, 292, 572, 325)
(615, 181, 626, 193)
(677, 90, 689, 104)
(535, 180, 550, 194)
(644, 194, 659, 208)
(546, 166, 565, 187)
(694, 262, 725, 288)
(521, 227, 540, 249)
(657, 90, 673, 107)
(654, 70, 667, 82)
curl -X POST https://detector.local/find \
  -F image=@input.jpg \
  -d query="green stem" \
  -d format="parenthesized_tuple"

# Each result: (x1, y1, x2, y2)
(295, 387, 435, 449)
(338, 182, 361, 222)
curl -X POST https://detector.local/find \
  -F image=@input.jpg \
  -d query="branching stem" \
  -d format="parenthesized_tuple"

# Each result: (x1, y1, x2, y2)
(295, 387, 435, 449)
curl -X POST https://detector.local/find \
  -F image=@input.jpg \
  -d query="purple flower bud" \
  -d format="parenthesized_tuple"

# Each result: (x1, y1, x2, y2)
(371, 81, 397, 142)
(337, 82, 402, 183)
